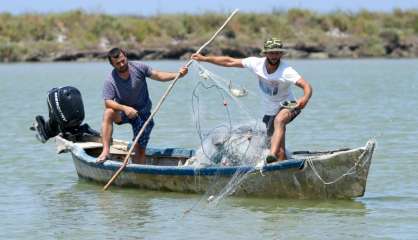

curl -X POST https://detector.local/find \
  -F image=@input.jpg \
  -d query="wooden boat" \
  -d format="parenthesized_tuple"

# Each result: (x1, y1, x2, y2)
(54, 133, 376, 199)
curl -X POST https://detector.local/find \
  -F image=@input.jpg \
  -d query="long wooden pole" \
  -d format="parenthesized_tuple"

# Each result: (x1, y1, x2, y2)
(103, 9, 239, 190)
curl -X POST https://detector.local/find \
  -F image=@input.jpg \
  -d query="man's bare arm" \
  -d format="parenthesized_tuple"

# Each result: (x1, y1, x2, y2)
(150, 67, 188, 82)
(295, 78, 313, 109)
(105, 99, 138, 119)
(191, 53, 244, 68)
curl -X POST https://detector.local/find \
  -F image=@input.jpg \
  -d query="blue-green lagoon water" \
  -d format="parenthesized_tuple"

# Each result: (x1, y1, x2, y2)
(0, 59, 417, 239)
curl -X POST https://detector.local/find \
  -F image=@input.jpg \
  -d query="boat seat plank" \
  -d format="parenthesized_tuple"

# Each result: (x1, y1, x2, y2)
(74, 142, 131, 155)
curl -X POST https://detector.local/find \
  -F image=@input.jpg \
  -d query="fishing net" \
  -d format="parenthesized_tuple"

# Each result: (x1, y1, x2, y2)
(185, 61, 270, 168)
(181, 61, 271, 207)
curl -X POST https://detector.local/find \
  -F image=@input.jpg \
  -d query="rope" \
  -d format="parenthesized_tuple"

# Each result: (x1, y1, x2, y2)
(305, 139, 375, 185)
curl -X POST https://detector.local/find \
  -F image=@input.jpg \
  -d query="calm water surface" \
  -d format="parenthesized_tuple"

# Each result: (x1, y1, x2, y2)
(0, 59, 417, 239)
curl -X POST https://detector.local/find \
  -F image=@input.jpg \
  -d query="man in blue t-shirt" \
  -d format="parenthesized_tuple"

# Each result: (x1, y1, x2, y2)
(98, 48, 188, 164)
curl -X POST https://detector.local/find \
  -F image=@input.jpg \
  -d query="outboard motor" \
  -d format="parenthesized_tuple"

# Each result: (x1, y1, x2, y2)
(32, 86, 98, 143)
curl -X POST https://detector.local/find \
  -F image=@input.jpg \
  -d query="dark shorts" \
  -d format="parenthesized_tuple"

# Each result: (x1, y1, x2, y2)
(262, 107, 301, 137)
(116, 111, 154, 149)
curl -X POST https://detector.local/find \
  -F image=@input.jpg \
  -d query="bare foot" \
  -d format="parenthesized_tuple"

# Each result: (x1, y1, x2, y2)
(96, 151, 110, 164)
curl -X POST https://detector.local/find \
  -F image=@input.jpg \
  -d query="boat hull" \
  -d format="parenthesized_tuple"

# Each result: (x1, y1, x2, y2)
(65, 138, 375, 199)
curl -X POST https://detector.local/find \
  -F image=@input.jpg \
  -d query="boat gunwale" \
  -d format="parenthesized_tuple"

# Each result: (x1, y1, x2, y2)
(71, 147, 306, 176)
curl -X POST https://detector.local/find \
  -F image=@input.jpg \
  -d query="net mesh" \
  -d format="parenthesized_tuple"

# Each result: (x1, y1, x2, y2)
(181, 61, 271, 206)
(185, 61, 270, 168)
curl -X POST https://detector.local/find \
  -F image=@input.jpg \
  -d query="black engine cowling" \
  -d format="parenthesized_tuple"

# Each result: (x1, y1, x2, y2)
(47, 86, 85, 132)
(33, 86, 97, 143)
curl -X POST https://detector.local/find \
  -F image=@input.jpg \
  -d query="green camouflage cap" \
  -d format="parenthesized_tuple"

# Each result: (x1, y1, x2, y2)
(263, 37, 287, 53)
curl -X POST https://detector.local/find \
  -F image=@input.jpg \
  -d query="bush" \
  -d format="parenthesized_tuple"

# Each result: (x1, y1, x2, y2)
(0, 9, 418, 61)
(0, 43, 26, 62)
(358, 37, 386, 57)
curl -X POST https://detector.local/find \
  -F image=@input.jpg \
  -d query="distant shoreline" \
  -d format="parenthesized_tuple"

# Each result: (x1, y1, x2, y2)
(6, 44, 418, 63)
(1, 9, 418, 62)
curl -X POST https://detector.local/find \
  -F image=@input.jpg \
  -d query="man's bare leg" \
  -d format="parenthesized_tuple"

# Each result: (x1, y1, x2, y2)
(278, 128, 286, 160)
(270, 109, 292, 161)
(132, 144, 146, 164)
(97, 109, 120, 163)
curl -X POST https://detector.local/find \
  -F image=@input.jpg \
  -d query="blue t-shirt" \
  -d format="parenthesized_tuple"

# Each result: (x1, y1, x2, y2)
(103, 61, 153, 114)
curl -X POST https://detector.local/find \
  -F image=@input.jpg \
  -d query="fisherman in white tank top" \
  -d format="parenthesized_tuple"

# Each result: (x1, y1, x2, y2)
(192, 38, 312, 162)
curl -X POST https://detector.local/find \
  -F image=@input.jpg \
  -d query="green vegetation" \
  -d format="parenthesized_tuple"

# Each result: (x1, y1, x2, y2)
(0, 9, 417, 61)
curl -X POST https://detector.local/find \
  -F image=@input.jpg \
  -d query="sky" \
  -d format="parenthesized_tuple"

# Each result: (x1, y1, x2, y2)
(1, 0, 417, 15)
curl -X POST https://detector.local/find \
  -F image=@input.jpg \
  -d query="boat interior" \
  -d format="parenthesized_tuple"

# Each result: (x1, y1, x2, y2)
(74, 134, 193, 166)
(70, 134, 352, 167)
